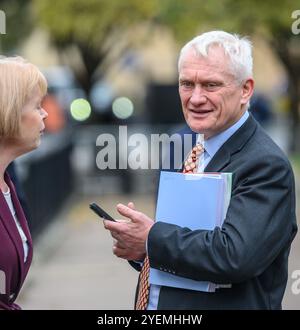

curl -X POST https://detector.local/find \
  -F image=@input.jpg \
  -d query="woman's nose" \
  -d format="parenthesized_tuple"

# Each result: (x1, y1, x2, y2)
(41, 108, 48, 119)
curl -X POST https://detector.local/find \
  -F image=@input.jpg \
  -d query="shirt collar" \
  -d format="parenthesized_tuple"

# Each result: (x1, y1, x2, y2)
(197, 111, 249, 160)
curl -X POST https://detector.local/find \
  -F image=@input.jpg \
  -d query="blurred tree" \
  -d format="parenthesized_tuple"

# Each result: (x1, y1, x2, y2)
(32, 0, 300, 150)
(0, 0, 33, 53)
(32, 0, 160, 97)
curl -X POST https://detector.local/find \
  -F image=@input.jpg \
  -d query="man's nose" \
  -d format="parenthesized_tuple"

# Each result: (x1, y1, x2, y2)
(190, 85, 207, 105)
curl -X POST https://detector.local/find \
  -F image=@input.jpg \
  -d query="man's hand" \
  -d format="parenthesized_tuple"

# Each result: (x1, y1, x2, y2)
(103, 202, 154, 261)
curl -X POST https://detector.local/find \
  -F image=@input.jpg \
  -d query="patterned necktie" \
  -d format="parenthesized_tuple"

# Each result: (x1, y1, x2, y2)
(135, 255, 150, 310)
(183, 143, 204, 173)
(135, 143, 204, 310)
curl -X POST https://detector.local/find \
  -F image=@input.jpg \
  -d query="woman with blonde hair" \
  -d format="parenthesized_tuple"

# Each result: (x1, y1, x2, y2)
(0, 56, 48, 310)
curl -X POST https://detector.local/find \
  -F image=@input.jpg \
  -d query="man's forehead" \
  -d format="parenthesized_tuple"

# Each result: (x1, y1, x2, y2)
(179, 48, 233, 77)
(182, 46, 230, 65)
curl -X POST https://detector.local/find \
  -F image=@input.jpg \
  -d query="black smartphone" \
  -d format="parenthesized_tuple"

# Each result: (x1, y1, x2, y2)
(89, 202, 116, 221)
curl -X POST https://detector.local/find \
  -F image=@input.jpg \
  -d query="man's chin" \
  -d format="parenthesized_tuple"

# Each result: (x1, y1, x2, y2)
(187, 122, 207, 134)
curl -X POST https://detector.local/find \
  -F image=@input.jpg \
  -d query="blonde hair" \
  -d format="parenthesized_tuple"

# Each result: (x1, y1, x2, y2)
(0, 56, 47, 138)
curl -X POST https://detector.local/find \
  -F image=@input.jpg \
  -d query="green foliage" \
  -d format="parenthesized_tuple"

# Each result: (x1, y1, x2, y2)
(155, 0, 300, 42)
(31, 0, 300, 125)
(33, 0, 160, 48)
(32, 0, 163, 91)
(31, 0, 300, 67)
(0, 0, 33, 53)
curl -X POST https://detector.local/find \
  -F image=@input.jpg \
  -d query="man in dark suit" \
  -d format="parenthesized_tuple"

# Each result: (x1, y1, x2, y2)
(104, 30, 297, 309)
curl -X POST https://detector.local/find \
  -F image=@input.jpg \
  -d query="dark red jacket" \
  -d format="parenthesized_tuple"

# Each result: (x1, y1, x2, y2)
(0, 172, 33, 310)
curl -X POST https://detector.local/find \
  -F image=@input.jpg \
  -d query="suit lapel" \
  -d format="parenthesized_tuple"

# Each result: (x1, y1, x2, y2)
(0, 179, 25, 279)
(5, 172, 33, 265)
(174, 116, 258, 173)
(0, 172, 33, 296)
(205, 115, 258, 172)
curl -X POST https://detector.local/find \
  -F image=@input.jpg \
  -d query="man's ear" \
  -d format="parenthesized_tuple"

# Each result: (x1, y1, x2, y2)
(241, 78, 254, 106)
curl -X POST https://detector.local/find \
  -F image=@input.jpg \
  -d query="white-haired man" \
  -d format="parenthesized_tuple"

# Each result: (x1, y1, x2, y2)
(104, 31, 297, 310)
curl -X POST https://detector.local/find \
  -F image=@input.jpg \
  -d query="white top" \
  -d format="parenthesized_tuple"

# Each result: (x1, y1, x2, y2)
(2, 188, 29, 262)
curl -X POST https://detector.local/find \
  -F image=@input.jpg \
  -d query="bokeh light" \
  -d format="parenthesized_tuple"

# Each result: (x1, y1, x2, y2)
(70, 98, 91, 121)
(112, 97, 134, 119)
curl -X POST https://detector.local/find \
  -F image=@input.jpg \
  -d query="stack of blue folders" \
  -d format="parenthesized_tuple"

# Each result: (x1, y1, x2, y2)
(149, 171, 232, 292)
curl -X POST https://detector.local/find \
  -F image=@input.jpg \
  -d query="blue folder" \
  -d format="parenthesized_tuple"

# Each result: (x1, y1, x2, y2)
(149, 171, 232, 292)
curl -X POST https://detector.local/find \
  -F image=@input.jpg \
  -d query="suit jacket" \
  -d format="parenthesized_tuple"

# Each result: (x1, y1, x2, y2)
(0, 172, 33, 310)
(141, 115, 297, 309)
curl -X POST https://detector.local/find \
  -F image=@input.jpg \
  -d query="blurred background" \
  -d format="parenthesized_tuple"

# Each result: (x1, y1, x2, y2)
(0, 0, 299, 309)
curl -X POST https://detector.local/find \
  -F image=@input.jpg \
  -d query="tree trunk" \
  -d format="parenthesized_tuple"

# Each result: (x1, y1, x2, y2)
(76, 42, 102, 97)
(270, 36, 300, 153)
